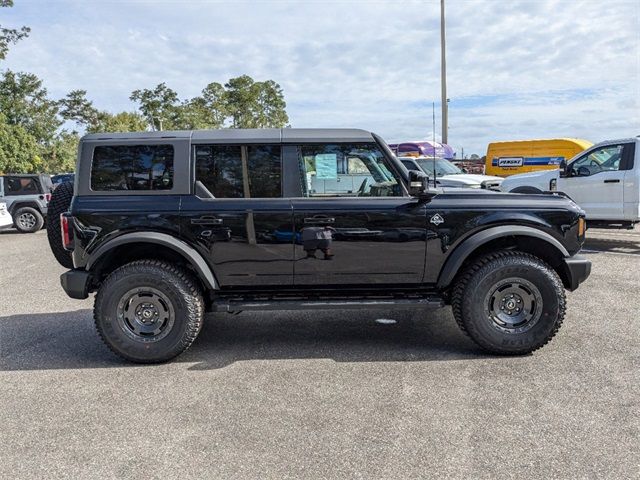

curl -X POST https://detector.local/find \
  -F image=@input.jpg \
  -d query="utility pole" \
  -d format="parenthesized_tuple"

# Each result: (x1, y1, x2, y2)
(440, 0, 448, 145)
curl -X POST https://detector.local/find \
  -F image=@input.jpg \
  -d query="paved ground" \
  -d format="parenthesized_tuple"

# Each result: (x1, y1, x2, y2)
(1, 227, 638, 479)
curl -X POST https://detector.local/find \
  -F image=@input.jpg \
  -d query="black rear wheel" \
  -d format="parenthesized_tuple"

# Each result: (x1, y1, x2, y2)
(94, 260, 204, 363)
(46, 181, 74, 268)
(451, 251, 565, 355)
(14, 206, 44, 233)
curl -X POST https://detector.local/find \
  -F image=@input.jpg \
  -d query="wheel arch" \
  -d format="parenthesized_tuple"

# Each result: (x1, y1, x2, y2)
(437, 226, 571, 290)
(87, 232, 218, 291)
(8, 200, 42, 215)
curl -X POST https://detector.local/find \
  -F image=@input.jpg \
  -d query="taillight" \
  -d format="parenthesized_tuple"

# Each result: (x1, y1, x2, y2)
(61, 214, 73, 250)
(45, 193, 52, 203)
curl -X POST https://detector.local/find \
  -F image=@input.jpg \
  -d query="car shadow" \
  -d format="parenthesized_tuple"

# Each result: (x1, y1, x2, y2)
(584, 236, 640, 256)
(0, 308, 491, 371)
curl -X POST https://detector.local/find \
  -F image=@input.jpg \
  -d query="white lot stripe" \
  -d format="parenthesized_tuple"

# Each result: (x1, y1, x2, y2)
(581, 248, 640, 257)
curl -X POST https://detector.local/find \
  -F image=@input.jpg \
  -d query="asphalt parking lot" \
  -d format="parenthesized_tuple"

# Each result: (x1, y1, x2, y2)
(1, 227, 638, 479)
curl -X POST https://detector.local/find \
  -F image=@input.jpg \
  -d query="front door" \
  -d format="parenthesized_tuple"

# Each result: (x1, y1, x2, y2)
(181, 144, 294, 287)
(559, 143, 633, 220)
(290, 143, 427, 286)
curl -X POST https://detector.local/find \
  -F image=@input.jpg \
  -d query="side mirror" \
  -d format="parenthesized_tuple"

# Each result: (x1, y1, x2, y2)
(409, 170, 430, 197)
(559, 159, 569, 178)
(577, 166, 591, 177)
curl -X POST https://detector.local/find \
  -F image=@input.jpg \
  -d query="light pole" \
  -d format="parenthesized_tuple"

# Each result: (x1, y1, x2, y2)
(440, 0, 448, 145)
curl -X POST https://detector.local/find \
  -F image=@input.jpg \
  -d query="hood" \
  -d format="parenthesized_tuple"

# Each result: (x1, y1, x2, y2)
(437, 173, 503, 187)
(503, 169, 558, 184)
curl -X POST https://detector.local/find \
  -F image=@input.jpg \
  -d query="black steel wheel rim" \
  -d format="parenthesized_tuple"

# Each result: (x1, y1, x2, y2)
(18, 212, 37, 229)
(483, 277, 542, 333)
(116, 287, 175, 342)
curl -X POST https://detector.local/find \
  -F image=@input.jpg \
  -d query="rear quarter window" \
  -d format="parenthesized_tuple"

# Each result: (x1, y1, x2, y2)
(91, 144, 174, 191)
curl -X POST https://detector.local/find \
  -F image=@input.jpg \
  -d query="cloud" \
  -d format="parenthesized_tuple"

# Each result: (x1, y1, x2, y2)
(2, 0, 639, 154)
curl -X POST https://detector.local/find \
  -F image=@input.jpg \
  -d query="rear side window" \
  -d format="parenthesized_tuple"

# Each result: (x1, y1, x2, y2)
(195, 145, 282, 198)
(91, 144, 174, 191)
(3, 177, 40, 195)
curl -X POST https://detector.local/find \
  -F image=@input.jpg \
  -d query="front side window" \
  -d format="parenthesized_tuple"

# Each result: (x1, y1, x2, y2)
(569, 145, 624, 177)
(91, 144, 174, 191)
(195, 145, 282, 198)
(299, 143, 402, 197)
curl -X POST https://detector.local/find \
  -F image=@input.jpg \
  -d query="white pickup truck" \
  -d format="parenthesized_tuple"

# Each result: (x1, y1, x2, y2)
(500, 137, 639, 228)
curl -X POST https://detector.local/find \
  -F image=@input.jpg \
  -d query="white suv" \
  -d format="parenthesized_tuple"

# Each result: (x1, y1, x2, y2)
(500, 137, 639, 228)
(0, 201, 13, 231)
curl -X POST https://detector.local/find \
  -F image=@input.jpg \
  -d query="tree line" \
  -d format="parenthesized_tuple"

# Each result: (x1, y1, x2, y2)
(0, 1, 289, 174)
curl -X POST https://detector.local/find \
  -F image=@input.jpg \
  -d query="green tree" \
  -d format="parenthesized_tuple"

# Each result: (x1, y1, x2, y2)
(60, 90, 147, 133)
(0, 70, 61, 143)
(130, 82, 181, 131)
(0, 112, 41, 173)
(0, 1, 30, 61)
(223, 75, 288, 128)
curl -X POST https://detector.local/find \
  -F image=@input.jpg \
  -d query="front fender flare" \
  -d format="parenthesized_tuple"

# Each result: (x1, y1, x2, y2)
(86, 231, 218, 290)
(436, 225, 570, 288)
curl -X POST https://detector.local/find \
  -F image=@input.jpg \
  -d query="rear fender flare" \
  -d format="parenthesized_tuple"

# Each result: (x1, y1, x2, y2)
(8, 200, 42, 215)
(86, 232, 218, 290)
(436, 225, 570, 288)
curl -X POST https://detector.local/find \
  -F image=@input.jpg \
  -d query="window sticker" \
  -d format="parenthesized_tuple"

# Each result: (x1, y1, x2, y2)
(315, 153, 338, 179)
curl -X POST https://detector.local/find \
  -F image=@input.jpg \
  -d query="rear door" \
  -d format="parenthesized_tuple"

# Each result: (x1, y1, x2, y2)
(181, 144, 294, 287)
(559, 143, 633, 220)
(290, 143, 427, 286)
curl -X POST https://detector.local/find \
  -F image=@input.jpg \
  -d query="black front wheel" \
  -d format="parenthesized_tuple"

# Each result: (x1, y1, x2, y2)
(94, 260, 204, 363)
(452, 251, 566, 355)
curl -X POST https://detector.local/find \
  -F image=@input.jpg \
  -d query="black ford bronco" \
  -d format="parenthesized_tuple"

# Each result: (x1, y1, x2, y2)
(48, 128, 591, 363)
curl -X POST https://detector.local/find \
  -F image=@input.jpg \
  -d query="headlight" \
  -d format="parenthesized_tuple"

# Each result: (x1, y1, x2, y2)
(578, 217, 586, 237)
(463, 184, 482, 189)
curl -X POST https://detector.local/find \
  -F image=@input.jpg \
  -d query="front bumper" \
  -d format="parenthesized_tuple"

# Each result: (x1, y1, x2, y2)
(60, 270, 91, 299)
(562, 255, 591, 291)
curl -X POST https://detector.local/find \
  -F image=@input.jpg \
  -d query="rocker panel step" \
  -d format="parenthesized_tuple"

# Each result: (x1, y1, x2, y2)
(212, 296, 445, 313)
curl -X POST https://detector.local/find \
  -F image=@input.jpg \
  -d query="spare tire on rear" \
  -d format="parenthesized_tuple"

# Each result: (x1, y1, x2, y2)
(46, 181, 74, 269)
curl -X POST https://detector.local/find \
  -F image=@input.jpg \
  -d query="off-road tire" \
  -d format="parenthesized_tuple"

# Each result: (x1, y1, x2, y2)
(46, 181, 74, 268)
(94, 260, 205, 363)
(14, 206, 44, 233)
(451, 251, 565, 355)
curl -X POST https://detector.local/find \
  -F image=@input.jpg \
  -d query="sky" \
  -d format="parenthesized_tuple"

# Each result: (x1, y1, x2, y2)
(2, 0, 639, 156)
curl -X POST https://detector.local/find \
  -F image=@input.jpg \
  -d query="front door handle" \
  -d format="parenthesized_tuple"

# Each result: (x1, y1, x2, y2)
(304, 217, 335, 224)
(191, 216, 223, 225)
(603, 179, 620, 184)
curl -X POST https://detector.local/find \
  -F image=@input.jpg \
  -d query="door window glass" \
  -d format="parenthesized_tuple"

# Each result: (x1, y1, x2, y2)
(298, 143, 402, 197)
(195, 145, 243, 198)
(195, 145, 282, 198)
(247, 145, 282, 198)
(569, 145, 624, 177)
(91, 144, 174, 191)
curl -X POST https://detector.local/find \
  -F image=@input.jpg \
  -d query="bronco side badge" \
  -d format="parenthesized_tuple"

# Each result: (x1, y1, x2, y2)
(430, 214, 444, 226)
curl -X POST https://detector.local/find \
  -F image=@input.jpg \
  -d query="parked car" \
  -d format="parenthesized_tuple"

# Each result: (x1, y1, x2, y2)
(399, 156, 503, 189)
(485, 138, 592, 177)
(500, 137, 640, 229)
(0, 174, 52, 232)
(48, 128, 590, 363)
(51, 173, 75, 189)
(0, 201, 13, 231)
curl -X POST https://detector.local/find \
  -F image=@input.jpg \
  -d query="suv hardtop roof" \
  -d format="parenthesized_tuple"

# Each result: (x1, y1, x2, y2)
(81, 128, 376, 144)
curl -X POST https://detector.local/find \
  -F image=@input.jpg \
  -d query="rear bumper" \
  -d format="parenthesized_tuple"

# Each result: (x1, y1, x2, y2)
(562, 255, 591, 291)
(60, 270, 91, 299)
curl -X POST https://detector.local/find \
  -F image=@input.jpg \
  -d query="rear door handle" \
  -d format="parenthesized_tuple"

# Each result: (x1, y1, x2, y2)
(603, 179, 620, 184)
(191, 216, 223, 225)
(304, 217, 335, 224)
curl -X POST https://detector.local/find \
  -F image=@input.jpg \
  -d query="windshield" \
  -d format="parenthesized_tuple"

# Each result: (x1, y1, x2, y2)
(416, 158, 462, 176)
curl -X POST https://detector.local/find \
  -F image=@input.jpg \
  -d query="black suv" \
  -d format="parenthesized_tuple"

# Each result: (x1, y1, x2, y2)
(49, 128, 591, 363)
